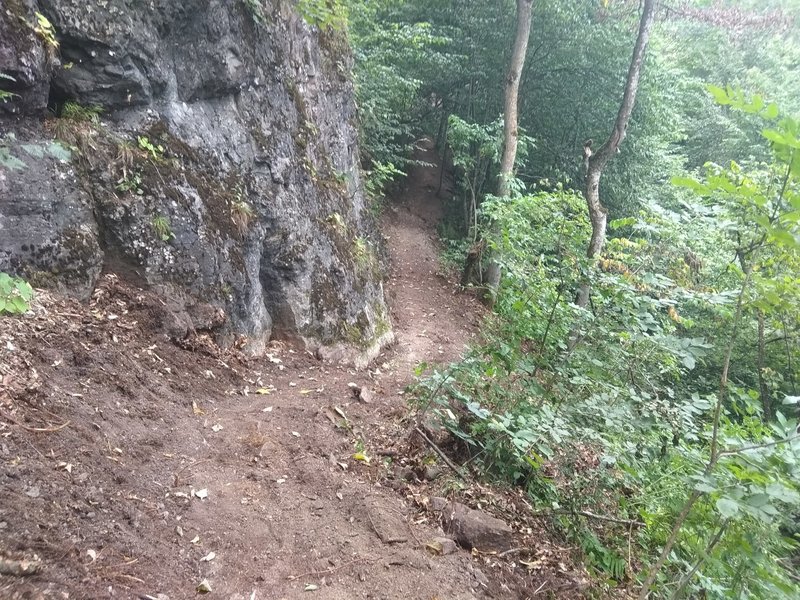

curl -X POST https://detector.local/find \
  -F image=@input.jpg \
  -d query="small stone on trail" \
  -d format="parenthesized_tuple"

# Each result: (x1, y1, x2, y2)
(423, 466, 442, 481)
(430, 497, 514, 552)
(426, 537, 458, 556)
(430, 496, 448, 512)
(366, 500, 409, 544)
(350, 384, 374, 403)
(471, 567, 489, 587)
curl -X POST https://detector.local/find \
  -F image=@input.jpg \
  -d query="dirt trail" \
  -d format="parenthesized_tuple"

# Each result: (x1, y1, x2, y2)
(0, 142, 511, 600)
(381, 138, 483, 384)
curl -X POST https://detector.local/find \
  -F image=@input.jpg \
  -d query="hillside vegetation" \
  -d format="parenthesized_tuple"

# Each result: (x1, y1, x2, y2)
(342, 0, 800, 596)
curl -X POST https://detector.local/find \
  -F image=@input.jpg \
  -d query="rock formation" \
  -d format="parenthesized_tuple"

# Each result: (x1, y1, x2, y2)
(0, 0, 392, 364)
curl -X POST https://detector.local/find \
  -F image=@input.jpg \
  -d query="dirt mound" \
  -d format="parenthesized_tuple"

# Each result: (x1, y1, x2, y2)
(0, 144, 585, 599)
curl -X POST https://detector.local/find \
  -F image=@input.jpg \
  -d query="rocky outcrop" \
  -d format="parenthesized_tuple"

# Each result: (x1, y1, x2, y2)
(0, 0, 392, 364)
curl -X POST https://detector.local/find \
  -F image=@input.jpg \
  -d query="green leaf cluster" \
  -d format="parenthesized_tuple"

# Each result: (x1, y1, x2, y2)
(0, 273, 33, 315)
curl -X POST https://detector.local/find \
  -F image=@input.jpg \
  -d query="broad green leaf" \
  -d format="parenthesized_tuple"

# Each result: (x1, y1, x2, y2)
(707, 84, 731, 105)
(694, 482, 717, 493)
(716, 497, 739, 519)
(743, 493, 770, 508)
(671, 176, 710, 196)
(770, 228, 797, 248)
(762, 129, 786, 145)
(610, 217, 637, 230)
(9, 296, 27, 313)
(17, 281, 33, 301)
(766, 482, 800, 503)
(765, 103, 780, 120)
(46, 141, 72, 162)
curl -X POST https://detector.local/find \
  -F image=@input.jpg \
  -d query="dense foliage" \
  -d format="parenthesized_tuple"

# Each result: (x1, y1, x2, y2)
(300, 0, 800, 596)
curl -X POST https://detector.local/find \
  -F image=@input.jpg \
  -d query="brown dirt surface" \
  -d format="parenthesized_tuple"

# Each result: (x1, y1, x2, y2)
(0, 142, 586, 599)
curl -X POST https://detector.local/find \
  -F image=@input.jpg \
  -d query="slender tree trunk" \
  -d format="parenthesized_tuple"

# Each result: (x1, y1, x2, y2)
(497, 1, 532, 199)
(436, 105, 449, 197)
(577, 0, 657, 308)
(757, 310, 772, 419)
(668, 521, 728, 600)
(783, 318, 797, 394)
(481, 0, 534, 305)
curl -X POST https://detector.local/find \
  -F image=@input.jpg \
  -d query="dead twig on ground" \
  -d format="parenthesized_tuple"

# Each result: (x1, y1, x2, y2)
(413, 426, 465, 480)
(365, 506, 379, 539)
(404, 515, 422, 548)
(497, 547, 525, 558)
(287, 555, 378, 581)
(533, 508, 644, 528)
(0, 410, 70, 433)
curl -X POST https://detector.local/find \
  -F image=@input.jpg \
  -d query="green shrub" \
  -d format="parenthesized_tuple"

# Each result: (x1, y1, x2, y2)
(152, 215, 174, 242)
(0, 273, 34, 315)
(297, 0, 347, 31)
(61, 101, 103, 123)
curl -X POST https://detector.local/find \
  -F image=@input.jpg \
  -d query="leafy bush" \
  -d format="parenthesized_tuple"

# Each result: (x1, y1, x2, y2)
(413, 99, 800, 594)
(297, 0, 347, 31)
(137, 136, 164, 161)
(0, 273, 34, 315)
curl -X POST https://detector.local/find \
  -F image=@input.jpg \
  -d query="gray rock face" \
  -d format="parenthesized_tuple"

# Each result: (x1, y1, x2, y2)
(0, 0, 50, 114)
(0, 0, 392, 364)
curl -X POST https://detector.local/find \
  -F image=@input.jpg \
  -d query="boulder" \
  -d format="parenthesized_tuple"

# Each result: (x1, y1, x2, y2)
(431, 498, 514, 553)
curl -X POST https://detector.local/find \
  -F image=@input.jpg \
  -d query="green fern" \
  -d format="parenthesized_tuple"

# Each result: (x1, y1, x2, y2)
(0, 73, 17, 103)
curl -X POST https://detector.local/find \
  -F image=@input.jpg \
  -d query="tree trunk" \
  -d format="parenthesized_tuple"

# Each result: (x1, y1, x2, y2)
(577, 0, 657, 308)
(757, 310, 772, 419)
(481, 0, 534, 306)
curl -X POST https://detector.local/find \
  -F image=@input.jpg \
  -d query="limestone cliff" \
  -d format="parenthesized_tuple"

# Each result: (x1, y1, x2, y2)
(0, 0, 392, 364)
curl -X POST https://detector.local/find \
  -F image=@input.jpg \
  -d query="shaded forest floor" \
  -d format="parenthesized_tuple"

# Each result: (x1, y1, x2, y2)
(0, 141, 586, 599)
